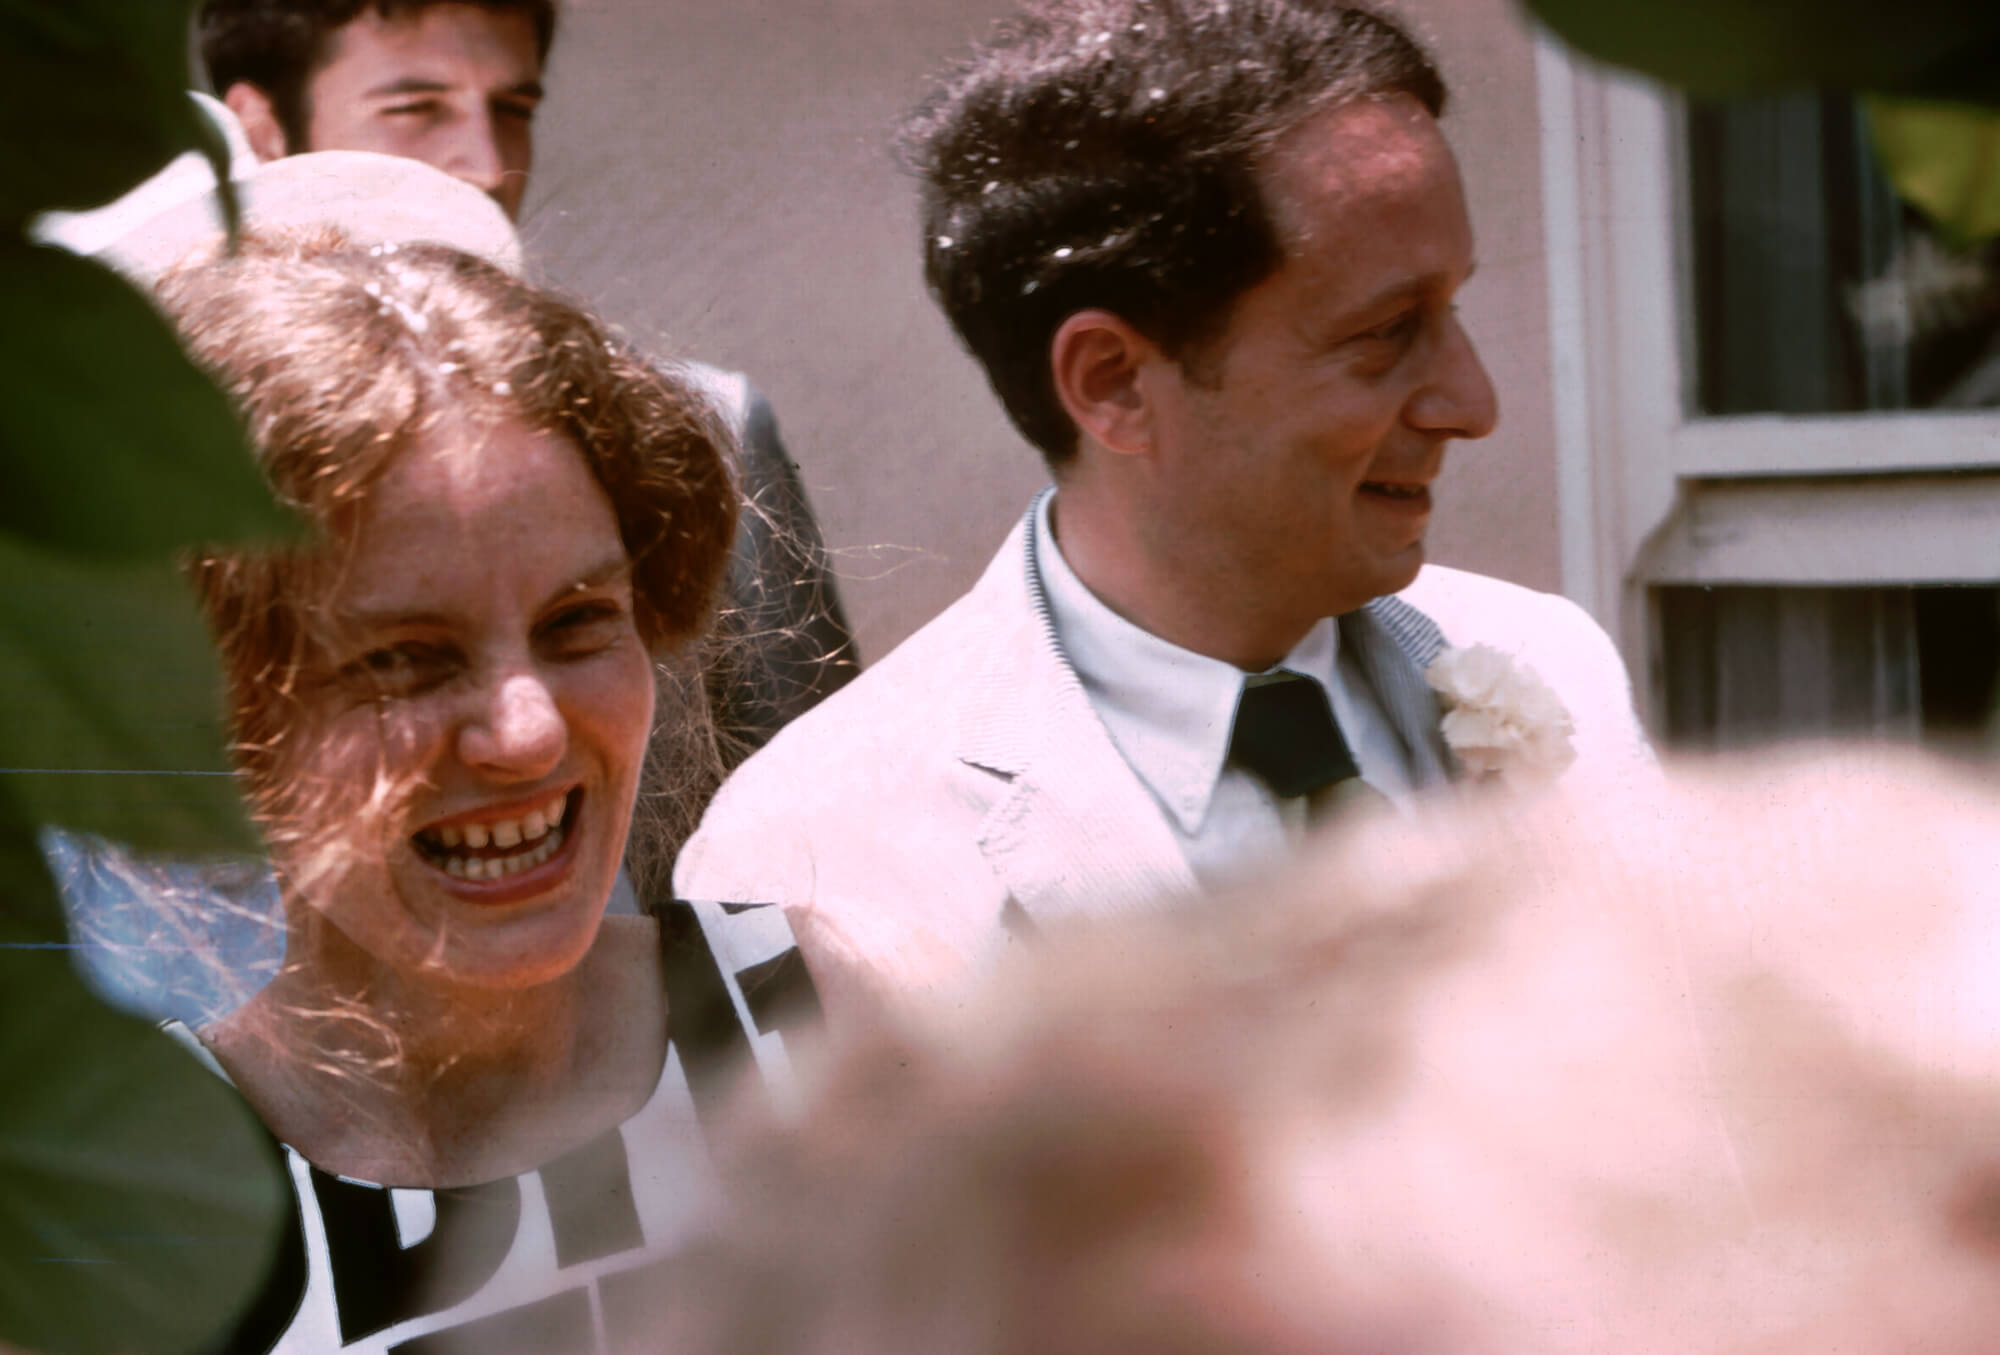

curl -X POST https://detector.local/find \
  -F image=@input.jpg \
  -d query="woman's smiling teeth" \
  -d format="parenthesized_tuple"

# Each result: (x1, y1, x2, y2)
(415, 792, 572, 881)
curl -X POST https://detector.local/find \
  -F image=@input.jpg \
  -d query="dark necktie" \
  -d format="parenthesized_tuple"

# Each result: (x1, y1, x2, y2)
(1226, 670, 1362, 799)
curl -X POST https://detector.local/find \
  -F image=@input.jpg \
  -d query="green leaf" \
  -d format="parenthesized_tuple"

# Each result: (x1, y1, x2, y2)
(1865, 98, 2000, 247)
(0, 830, 287, 1355)
(0, 530, 258, 855)
(188, 96, 245, 245)
(0, 0, 210, 225)
(1518, 0, 2000, 106)
(0, 243, 293, 561)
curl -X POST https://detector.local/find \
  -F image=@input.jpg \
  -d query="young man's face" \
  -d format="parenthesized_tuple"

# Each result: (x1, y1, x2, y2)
(302, 3, 543, 220)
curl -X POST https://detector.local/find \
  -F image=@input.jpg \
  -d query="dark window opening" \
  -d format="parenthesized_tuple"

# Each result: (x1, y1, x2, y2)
(1658, 584, 2000, 756)
(1687, 95, 2000, 417)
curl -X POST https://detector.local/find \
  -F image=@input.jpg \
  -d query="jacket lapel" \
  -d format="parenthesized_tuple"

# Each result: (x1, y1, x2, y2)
(949, 501, 1463, 931)
(954, 498, 1197, 927)
(1345, 594, 1457, 787)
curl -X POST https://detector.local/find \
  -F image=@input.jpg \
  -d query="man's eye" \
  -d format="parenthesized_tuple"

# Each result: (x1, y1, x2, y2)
(495, 100, 539, 123)
(1359, 312, 1420, 346)
(383, 100, 440, 118)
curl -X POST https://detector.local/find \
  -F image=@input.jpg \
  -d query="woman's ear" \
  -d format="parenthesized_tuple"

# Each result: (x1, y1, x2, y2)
(223, 81, 291, 163)
(1049, 309, 1162, 461)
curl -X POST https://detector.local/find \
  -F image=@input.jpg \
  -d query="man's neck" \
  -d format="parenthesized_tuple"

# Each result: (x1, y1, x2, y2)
(1049, 488, 1320, 673)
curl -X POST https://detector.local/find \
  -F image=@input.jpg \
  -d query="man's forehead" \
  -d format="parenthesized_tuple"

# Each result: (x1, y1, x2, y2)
(313, 4, 543, 89)
(1263, 95, 1453, 219)
(1252, 95, 1472, 297)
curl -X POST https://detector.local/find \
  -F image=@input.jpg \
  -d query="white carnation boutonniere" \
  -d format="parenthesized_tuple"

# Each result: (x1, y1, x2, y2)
(1425, 644, 1577, 788)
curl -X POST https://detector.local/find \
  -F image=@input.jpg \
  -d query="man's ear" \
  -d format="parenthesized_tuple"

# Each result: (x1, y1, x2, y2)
(223, 82, 291, 162)
(1050, 309, 1163, 460)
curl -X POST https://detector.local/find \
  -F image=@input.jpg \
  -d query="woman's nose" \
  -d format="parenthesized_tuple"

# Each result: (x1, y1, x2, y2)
(457, 671, 566, 781)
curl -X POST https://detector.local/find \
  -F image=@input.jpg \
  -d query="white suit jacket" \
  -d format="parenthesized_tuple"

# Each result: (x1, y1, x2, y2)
(676, 501, 1654, 1021)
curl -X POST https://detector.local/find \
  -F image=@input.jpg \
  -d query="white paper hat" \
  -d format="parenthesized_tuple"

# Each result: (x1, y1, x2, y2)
(35, 93, 523, 281)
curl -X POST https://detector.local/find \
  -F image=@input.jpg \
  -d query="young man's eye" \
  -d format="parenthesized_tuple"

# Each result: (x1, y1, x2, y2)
(383, 100, 441, 118)
(495, 100, 539, 123)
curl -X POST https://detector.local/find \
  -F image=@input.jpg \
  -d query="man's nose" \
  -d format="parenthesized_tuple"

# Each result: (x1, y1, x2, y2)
(457, 671, 566, 782)
(1409, 314, 1499, 441)
(439, 109, 508, 199)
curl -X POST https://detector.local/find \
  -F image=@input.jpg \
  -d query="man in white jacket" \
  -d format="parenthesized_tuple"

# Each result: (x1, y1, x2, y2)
(676, 0, 1654, 1023)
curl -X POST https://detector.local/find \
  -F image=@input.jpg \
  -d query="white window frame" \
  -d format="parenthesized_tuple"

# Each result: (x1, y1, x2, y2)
(1534, 42, 2000, 726)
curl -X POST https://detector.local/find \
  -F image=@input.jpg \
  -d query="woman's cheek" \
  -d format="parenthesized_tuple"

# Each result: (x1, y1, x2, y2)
(575, 643, 658, 753)
(290, 703, 448, 835)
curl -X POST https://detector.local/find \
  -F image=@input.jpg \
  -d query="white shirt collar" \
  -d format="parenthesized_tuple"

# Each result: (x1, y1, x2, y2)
(1031, 489, 1340, 835)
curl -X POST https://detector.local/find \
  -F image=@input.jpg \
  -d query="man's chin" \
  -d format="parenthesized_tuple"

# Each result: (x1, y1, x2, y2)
(1317, 548, 1425, 618)
(1374, 540, 1428, 599)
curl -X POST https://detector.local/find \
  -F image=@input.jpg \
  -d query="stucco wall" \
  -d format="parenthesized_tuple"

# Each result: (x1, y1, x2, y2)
(1393, 0, 1562, 598)
(525, 0, 1560, 664)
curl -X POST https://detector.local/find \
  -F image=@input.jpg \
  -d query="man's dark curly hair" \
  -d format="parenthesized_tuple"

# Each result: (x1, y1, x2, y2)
(899, 0, 1445, 467)
(199, 1, 558, 152)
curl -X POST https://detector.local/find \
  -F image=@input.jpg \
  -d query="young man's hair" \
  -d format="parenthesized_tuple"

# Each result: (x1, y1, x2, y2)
(199, 0, 559, 152)
(899, 0, 1444, 466)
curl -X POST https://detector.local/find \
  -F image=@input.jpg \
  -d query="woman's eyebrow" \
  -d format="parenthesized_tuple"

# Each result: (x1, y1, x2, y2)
(336, 558, 632, 631)
(548, 555, 634, 603)
(335, 603, 455, 633)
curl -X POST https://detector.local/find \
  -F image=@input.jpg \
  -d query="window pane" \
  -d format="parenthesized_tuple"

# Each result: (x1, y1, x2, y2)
(1657, 584, 2000, 757)
(1687, 94, 2000, 416)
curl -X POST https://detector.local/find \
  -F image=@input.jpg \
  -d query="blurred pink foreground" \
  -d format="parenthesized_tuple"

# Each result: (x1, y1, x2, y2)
(659, 748, 2000, 1355)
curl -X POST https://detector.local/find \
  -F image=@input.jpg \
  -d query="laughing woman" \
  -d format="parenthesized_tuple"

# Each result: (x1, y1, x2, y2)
(159, 235, 818, 1354)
